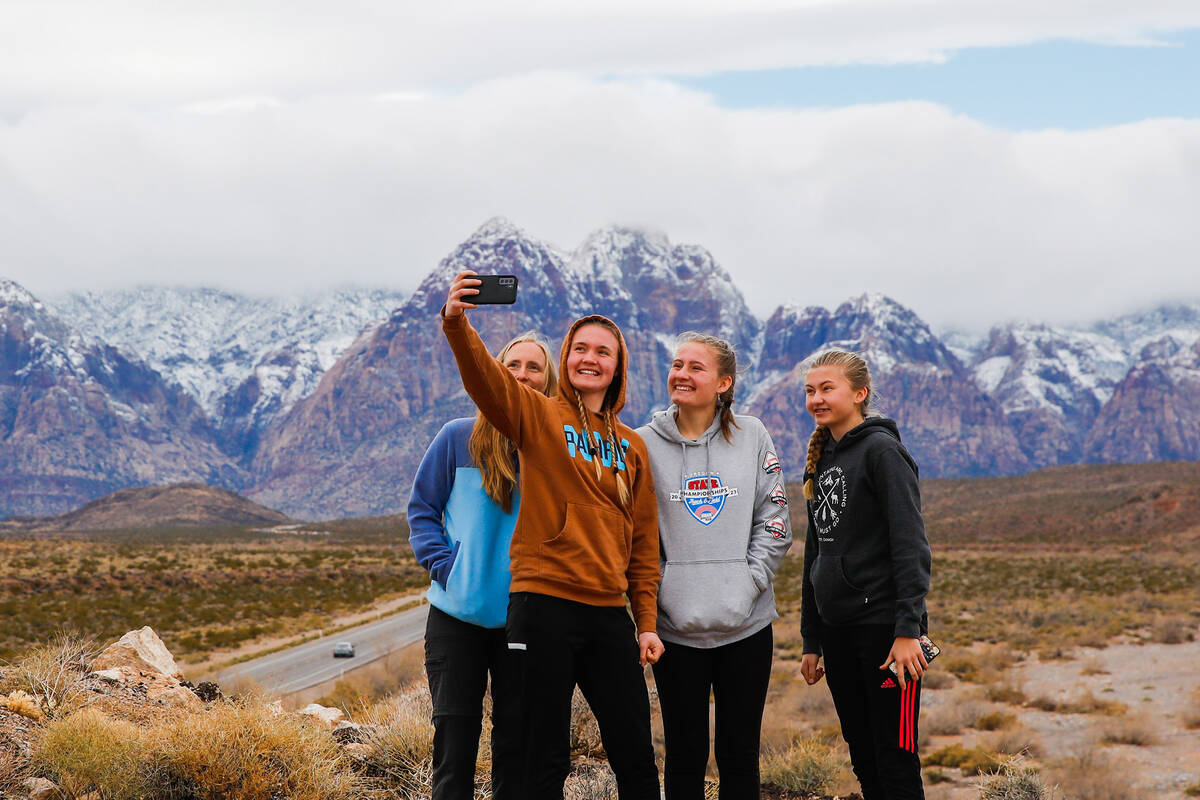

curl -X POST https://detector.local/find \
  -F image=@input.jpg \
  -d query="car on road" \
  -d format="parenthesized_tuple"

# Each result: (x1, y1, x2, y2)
(332, 642, 356, 658)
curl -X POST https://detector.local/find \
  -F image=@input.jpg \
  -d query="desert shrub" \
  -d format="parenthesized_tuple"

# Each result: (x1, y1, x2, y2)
(1096, 713, 1158, 746)
(1185, 782, 1200, 797)
(1049, 748, 1136, 800)
(921, 669, 955, 690)
(1183, 686, 1200, 730)
(0, 750, 27, 793)
(924, 699, 991, 736)
(563, 761, 619, 800)
(987, 726, 1043, 758)
(921, 743, 1001, 776)
(315, 679, 370, 717)
(1032, 691, 1126, 716)
(1028, 695, 1060, 712)
(570, 689, 605, 758)
(987, 683, 1028, 705)
(760, 736, 842, 796)
(1149, 615, 1195, 644)
(357, 687, 436, 798)
(976, 711, 1018, 731)
(155, 699, 359, 800)
(979, 756, 1057, 800)
(1078, 657, 1108, 676)
(923, 767, 952, 784)
(6, 633, 97, 718)
(942, 656, 983, 682)
(32, 709, 153, 799)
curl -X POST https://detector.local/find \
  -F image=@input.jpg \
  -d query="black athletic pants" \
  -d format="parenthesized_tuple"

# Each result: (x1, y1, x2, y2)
(424, 605, 524, 800)
(506, 591, 660, 800)
(821, 623, 923, 800)
(651, 624, 773, 800)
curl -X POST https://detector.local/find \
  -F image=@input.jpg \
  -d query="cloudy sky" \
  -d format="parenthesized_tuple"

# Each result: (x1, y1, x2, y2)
(2, 1, 1198, 331)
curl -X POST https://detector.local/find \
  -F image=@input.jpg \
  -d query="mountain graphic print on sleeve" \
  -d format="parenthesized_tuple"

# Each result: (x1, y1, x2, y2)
(640, 407, 793, 648)
(800, 417, 931, 655)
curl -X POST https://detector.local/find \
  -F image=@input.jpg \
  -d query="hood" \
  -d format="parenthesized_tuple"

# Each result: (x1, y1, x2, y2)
(646, 405, 723, 446)
(558, 314, 629, 415)
(840, 416, 901, 445)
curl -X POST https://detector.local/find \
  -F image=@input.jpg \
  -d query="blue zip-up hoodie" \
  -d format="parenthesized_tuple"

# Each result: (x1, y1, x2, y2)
(407, 417, 518, 629)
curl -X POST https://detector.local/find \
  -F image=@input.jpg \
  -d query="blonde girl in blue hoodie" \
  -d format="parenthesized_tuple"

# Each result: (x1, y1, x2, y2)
(637, 332, 793, 800)
(408, 331, 558, 800)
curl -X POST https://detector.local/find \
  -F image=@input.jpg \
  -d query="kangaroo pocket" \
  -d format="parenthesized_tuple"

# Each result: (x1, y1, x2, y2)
(538, 502, 628, 595)
(810, 555, 870, 624)
(659, 559, 759, 635)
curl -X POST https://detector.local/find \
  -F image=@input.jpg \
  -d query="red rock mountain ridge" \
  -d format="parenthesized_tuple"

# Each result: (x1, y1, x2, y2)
(3, 219, 1199, 519)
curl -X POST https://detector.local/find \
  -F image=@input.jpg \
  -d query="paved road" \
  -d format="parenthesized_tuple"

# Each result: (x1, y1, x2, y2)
(215, 604, 429, 695)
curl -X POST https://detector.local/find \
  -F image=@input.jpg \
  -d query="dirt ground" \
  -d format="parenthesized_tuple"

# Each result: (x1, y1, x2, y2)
(923, 638, 1200, 800)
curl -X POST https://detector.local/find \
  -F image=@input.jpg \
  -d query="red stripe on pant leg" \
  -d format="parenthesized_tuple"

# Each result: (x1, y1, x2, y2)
(907, 683, 917, 752)
(898, 683, 908, 751)
(899, 683, 914, 752)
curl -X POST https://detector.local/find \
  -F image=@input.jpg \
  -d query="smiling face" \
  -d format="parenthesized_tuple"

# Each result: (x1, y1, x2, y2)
(566, 323, 619, 408)
(669, 341, 733, 410)
(805, 364, 868, 439)
(503, 340, 549, 392)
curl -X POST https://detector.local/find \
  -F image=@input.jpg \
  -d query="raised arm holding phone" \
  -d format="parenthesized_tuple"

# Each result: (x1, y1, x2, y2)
(442, 271, 663, 800)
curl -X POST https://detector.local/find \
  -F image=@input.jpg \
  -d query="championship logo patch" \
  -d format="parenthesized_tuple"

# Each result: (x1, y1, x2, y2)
(762, 452, 781, 474)
(670, 475, 739, 526)
(765, 518, 787, 539)
(769, 484, 788, 507)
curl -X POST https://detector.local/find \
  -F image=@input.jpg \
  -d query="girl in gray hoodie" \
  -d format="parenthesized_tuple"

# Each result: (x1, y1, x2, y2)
(638, 332, 793, 800)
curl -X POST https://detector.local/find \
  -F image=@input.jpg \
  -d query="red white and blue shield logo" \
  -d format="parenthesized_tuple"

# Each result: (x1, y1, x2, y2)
(684, 475, 726, 526)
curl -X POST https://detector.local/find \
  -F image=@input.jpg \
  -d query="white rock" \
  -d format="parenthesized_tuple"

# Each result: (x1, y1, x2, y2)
(91, 626, 183, 679)
(298, 703, 346, 726)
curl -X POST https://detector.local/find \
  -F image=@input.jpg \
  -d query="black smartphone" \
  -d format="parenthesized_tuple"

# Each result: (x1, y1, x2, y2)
(472, 275, 518, 305)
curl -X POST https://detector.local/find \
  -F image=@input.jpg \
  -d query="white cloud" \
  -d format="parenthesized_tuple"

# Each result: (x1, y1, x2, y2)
(1, 73, 1196, 331)
(2, 1, 1200, 109)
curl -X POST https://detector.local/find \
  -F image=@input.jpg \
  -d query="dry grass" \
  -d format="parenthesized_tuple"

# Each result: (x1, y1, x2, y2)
(976, 711, 1018, 731)
(1028, 691, 1126, 716)
(986, 726, 1043, 758)
(979, 755, 1058, 800)
(924, 698, 992, 736)
(1095, 713, 1159, 747)
(356, 687, 438, 798)
(921, 743, 1002, 776)
(1048, 748, 1137, 800)
(564, 760, 619, 800)
(31, 698, 362, 800)
(1, 632, 97, 719)
(986, 682, 1028, 705)
(921, 669, 956, 690)
(0, 750, 26, 794)
(760, 735, 843, 796)
(1078, 657, 1108, 676)
(1148, 615, 1196, 644)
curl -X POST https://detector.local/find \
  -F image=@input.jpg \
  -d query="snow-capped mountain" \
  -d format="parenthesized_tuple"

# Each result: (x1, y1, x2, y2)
(1084, 335, 1200, 463)
(0, 280, 242, 517)
(969, 324, 1129, 467)
(52, 286, 407, 458)
(747, 294, 1028, 481)
(5, 220, 1200, 519)
(247, 218, 764, 517)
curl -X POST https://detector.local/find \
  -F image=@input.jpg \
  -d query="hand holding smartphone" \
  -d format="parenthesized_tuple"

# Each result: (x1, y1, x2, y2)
(443, 271, 518, 318)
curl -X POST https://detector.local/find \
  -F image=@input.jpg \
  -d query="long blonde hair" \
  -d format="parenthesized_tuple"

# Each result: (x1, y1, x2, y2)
(468, 332, 558, 512)
(802, 350, 872, 500)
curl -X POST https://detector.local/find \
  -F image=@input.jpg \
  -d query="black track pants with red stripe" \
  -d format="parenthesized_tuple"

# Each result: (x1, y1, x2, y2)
(822, 623, 924, 800)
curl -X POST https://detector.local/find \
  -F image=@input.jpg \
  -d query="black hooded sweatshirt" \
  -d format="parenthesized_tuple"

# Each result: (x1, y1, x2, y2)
(800, 417, 931, 655)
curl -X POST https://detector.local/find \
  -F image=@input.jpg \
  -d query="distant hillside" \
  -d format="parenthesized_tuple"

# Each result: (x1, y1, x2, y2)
(0, 482, 291, 532)
(919, 461, 1200, 547)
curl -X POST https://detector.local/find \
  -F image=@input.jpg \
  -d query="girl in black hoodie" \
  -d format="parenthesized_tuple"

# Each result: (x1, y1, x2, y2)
(798, 350, 932, 800)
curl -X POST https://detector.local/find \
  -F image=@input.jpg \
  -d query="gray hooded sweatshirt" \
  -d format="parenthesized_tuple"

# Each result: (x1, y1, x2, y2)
(639, 407, 793, 648)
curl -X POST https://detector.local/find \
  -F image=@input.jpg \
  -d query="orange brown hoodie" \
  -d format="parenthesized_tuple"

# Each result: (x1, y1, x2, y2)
(442, 312, 661, 633)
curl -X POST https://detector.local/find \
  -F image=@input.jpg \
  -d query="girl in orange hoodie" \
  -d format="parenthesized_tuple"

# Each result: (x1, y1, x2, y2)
(442, 270, 663, 799)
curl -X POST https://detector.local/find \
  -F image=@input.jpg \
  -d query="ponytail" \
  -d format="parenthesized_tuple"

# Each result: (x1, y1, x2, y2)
(803, 425, 831, 500)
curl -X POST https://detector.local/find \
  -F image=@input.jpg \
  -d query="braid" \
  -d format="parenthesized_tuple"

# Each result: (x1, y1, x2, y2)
(803, 425, 831, 500)
(574, 392, 604, 483)
(603, 411, 631, 508)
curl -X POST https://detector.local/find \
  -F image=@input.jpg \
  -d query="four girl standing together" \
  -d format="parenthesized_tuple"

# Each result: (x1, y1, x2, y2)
(408, 270, 933, 800)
